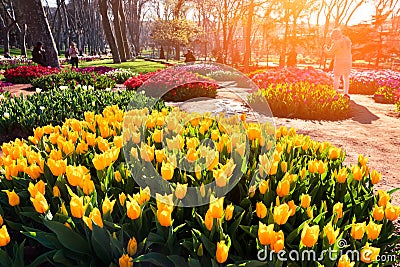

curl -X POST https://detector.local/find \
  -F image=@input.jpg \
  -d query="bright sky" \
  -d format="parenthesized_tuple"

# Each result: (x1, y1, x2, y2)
(45, 0, 375, 25)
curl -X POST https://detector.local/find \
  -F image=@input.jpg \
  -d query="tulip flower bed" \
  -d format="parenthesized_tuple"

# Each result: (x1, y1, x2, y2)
(105, 69, 138, 84)
(31, 70, 116, 90)
(374, 86, 400, 104)
(250, 67, 333, 88)
(76, 66, 116, 75)
(349, 69, 400, 95)
(0, 104, 399, 266)
(124, 69, 219, 101)
(0, 87, 161, 137)
(4, 65, 60, 84)
(250, 82, 350, 120)
(0, 58, 34, 70)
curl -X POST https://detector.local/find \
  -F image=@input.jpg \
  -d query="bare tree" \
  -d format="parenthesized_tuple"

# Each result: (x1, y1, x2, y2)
(13, 0, 59, 67)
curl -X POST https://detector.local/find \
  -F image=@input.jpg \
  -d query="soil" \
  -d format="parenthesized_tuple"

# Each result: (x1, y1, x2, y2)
(1, 84, 400, 205)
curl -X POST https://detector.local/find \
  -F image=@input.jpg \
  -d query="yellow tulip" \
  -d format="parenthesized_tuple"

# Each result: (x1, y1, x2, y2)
(350, 222, 366, 240)
(155, 149, 165, 163)
(28, 180, 45, 198)
(119, 192, 127, 206)
(81, 178, 94, 195)
(76, 142, 88, 154)
(377, 190, 391, 207)
(89, 207, 103, 228)
(372, 205, 384, 221)
(370, 170, 381, 184)
(351, 165, 363, 181)
(324, 222, 339, 245)
(118, 253, 133, 267)
(0, 225, 11, 247)
(102, 196, 116, 215)
(366, 221, 382, 240)
(300, 194, 311, 208)
(186, 148, 198, 163)
(273, 203, 290, 225)
(161, 161, 174, 181)
(256, 201, 267, 219)
(306, 207, 313, 219)
(6, 190, 20, 206)
(259, 180, 269, 194)
(333, 202, 343, 219)
(31, 192, 49, 213)
(66, 165, 89, 187)
(140, 144, 154, 162)
(127, 237, 137, 256)
(385, 203, 400, 221)
(25, 163, 43, 180)
(175, 183, 188, 199)
(53, 185, 61, 197)
(157, 209, 172, 227)
(276, 180, 290, 197)
(338, 255, 355, 267)
(126, 199, 141, 220)
(209, 196, 224, 219)
(216, 240, 229, 264)
(0, 215, 3, 226)
(301, 223, 319, 247)
(70, 195, 86, 218)
(258, 222, 275, 245)
(271, 230, 285, 252)
(288, 200, 296, 216)
(153, 129, 162, 143)
(329, 147, 341, 160)
(214, 169, 227, 187)
(205, 209, 213, 231)
(358, 154, 368, 166)
(360, 243, 380, 264)
(82, 216, 93, 230)
(334, 168, 348, 184)
(114, 171, 122, 182)
(269, 161, 278, 175)
(47, 158, 67, 176)
(225, 204, 234, 221)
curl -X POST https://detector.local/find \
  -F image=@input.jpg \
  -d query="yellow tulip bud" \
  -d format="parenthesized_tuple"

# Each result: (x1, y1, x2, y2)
(0, 225, 11, 247)
(127, 237, 137, 256)
(216, 240, 229, 264)
(225, 204, 234, 221)
(118, 253, 133, 267)
(6, 190, 20, 206)
(300, 194, 311, 209)
(366, 221, 382, 240)
(256, 201, 267, 219)
(350, 222, 366, 240)
(273, 203, 290, 225)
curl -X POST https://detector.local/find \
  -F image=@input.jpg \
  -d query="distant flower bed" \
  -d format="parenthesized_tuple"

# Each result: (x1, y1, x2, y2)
(249, 82, 350, 120)
(31, 69, 116, 90)
(0, 57, 34, 70)
(4, 65, 60, 84)
(250, 67, 333, 88)
(349, 69, 400, 95)
(105, 69, 138, 84)
(76, 66, 115, 75)
(0, 81, 13, 88)
(124, 69, 219, 101)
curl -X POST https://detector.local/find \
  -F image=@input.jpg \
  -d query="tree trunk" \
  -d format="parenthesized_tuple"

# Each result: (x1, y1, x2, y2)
(243, 0, 254, 72)
(119, 0, 131, 60)
(3, 28, 10, 54)
(98, 0, 121, 63)
(21, 24, 27, 56)
(13, 0, 60, 67)
(112, 0, 127, 62)
(279, 13, 289, 67)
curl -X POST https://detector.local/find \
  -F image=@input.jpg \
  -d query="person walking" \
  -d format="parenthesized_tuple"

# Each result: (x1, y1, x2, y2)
(324, 28, 352, 98)
(32, 41, 47, 66)
(66, 42, 79, 68)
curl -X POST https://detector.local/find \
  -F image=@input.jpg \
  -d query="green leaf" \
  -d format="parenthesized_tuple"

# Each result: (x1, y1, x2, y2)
(91, 224, 112, 264)
(53, 249, 77, 266)
(44, 220, 91, 255)
(192, 229, 216, 256)
(22, 226, 62, 250)
(132, 252, 174, 267)
(167, 255, 187, 266)
(26, 250, 56, 267)
(0, 248, 12, 267)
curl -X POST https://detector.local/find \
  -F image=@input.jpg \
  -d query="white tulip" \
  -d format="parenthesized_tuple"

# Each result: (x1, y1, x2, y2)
(36, 88, 42, 93)
(3, 112, 10, 119)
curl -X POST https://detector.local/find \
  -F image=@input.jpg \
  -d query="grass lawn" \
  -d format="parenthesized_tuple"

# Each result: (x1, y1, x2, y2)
(0, 46, 32, 57)
(75, 58, 166, 73)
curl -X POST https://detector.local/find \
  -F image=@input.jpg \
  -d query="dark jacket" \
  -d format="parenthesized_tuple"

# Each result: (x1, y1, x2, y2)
(32, 47, 46, 66)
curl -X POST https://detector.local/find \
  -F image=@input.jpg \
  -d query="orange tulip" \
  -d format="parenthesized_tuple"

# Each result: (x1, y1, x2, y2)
(216, 240, 229, 264)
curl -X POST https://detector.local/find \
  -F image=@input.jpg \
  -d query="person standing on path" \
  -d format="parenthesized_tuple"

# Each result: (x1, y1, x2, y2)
(66, 42, 79, 68)
(324, 28, 352, 98)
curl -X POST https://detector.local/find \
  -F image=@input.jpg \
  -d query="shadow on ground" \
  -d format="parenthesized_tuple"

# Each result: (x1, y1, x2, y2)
(349, 100, 379, 124)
